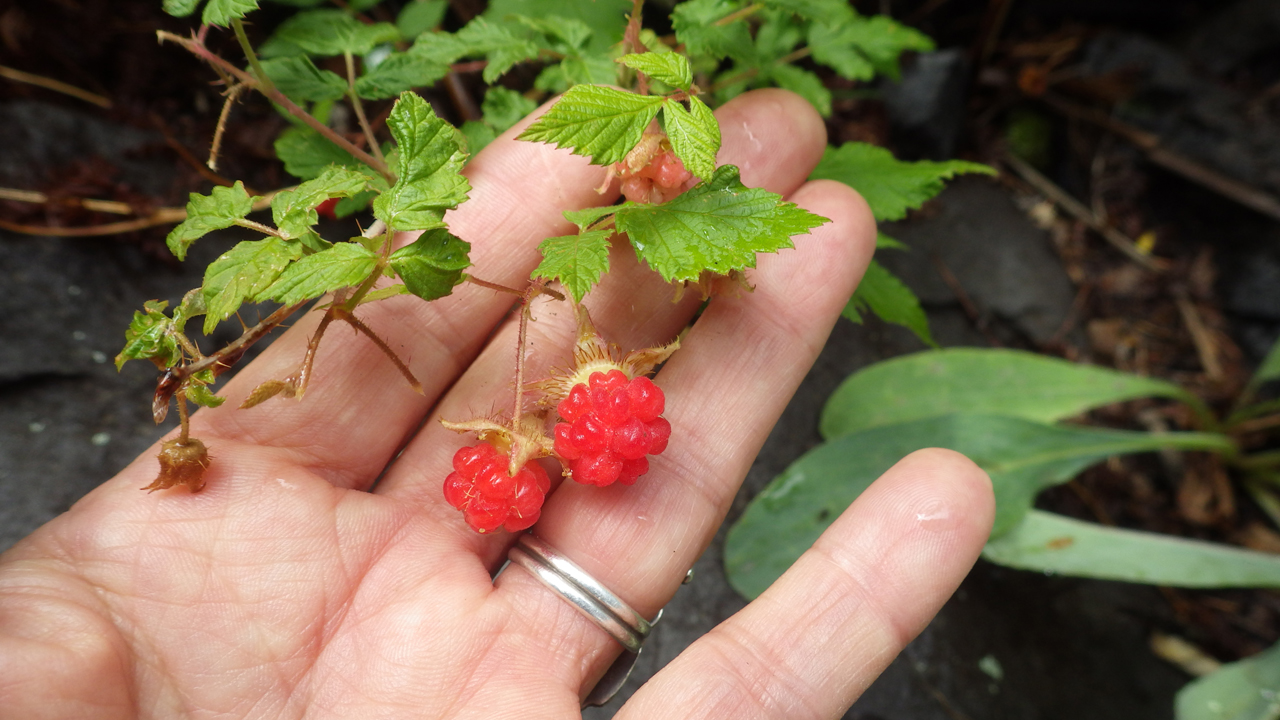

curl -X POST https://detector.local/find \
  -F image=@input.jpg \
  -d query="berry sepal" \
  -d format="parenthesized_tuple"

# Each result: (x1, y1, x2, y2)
(531, 305, 679, 407)
(439, 414, 554, 478)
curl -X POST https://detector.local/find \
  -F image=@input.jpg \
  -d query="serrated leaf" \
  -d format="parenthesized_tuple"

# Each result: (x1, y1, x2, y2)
(354, 51, 451, 99)
(202, 238, 305, 334)
(810, 143, 996, 221)
(481, 87, 538, 134)
(768, 64, 831, 116)
(460, 120, 498, 155)
(257, 242, 378, 304)
(357, 283, 411, 305)
(166, 181, 258, 261)
(844, 259, 934, 346)
(173, 288, 207, 329)
(618, 52, 693, 91)
(454, 17, 542, 83)
(759, 0, 854, 23)
(185, 369, 227, 409)
(817, 15, 935, 81)
(373, 92, 471, 231)
(724, 414, 1235, 598)
(272, 167, 370, 239)
(265, 10, 401, 57)
(275, 125, 362, 180)
(397, 0, 447, 37)
(663, 97, 720, 181)
(164, 0, 201, 17)
(562, 205, 617, 231)
(333, 191, 376, 218)
(260, 56, 348, 103)
(876, 232, 907, 250)
(484, 0, 628, 54)
(614, 165, 828, 282)
(820, 348, 1204, 439)
(672, 0, 755, 62)
(532, 229, 612, 302)
(517, 85, 665, 166)
(116, 300, 181, 371)
(203, 0, 259, 27)
(388, 228, 471, 301)
(511, 14, 594, 53)
(806, 24, 874, 81)
(534, 54, 619, 93)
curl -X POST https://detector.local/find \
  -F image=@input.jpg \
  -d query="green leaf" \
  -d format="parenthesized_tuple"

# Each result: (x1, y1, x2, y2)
(185, 370, 227, 409)
(460, 120, 498, 155)
(518, 85, 665, 167)
(723, 414, 1236, 598)
(358, 283, 411, 305)
(986, 510, 1280, 588)
(821, 348, 1202, 438)
(264, 10, 400, 57)
(163, 0, 201, 17)
(1248, 336, 1280, 391)
(484, 0, 628, 54)
(618, 52, 693, 91)
(259, 57, 348, 103)
(387, 228, 471, 301)
(768, 65, 831, 117)
(808, 16, 935, 82)
(662, 97, 720, 181)
(614, 165, 828, 282)
(844, 259, 934, 346)
(275, 125, 364, 180)
(759, 0, 855, 23)
(454, 17, 542, 83)
(333, 191, 377, 218)
(354, 51, 451, 99)
(532, 229, 612, 302)
(202, 0, 259, 26)
(482, 87, 538, 134)
(373, 92, 471, 232)
(672, 0, 754, 62)
(257, 242, 379, 304)
(166, 181, 258, 261)
(1177, 641, 1280, 720)
(272, 166, 370, 240)
(397, 0, 448, 37)
(534, 54, 619, 93)
(116, 300, 181, 371)
(562, 205, 617, 231)
(511, 14, 594, 53)
(202, 238, 305, 334)
(810, 143, 996, 222)
(876, 232, 907, 250)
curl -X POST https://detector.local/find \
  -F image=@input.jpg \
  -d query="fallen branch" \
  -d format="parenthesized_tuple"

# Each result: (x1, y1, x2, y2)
(0, 65, 111, 108)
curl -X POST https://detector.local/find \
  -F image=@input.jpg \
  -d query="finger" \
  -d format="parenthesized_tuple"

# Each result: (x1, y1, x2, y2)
(373, 89, 830, 553)
(492, 178, 878, 695)
(614, 449, 994, 720)
(123, 104, 616, 492)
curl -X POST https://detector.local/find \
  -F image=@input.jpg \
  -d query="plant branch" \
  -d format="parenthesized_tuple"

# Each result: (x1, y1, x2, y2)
(173, 301, 304, 381)
(0, 64, 111, 108)
(0, 187, 135, 215)
(158, 31, 394, 184)
(715, 3, 762, 25)
(176, 392, 191, 443)
(231, 17, 275, 95)
(208, 84, 245, 171)
(339, 309, 423, 394)
(345, 51, 387, 167)
(234, 217, 284, 238)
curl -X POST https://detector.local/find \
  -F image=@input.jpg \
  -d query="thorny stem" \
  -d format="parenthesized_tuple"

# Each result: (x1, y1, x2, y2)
(175, 332, 204, 361)
(715, 3, 762, 26)
(512, 295, 532, 427)
(173, 302, 304, 381)
(345, 51, 387, 167)
(231, 18, 275, 95)
(340, 309, 423, 393)
(158, 31, 394, 184)
(176, 392, 191, 444)
(465, 274, 567, 302)
(208, 84, 245, 171)
(234, 217, 285, 238)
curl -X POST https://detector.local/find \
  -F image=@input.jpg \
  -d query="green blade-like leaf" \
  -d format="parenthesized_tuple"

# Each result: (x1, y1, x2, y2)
(820, 348, 1203, 439)
(354, 51, 451, 99)
(723, 414, 1235, 598)
(202, 238, 305, 334)
(164, 0, 201, 17)
(767, 65, 831, 116)
(116, 300, 182, 371)
(481, 87, 538, 134)
(662, 97, 720, 181)
(617, 52, 693, 91)
(388, 228, 471, 301)
(271, 166, 371, 239)
(518, 85, 665, 166)
(532, 229, 612, 302)
(373, 92, 471, 232)
(203, 0, 259, 26)
(260, 56, 347, 103)
(257, 242, 379, 304)
(397, 0, 448, 38)
(672, 0, 755, 62)
(810, 143, 996, 222)
(265, 10, 401, 57)
(985, 510, 1280, 587)
(1177, 641, 1280, 720)
(843, 259, 934, 347)
(166, 181, 258, 261)
(808, 16, 934, 82)
(614, 165, 828, 282)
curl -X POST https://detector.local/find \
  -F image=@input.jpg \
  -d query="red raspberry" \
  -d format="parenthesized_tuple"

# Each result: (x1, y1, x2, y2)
(443, 442, 551, 533)
(315, 197, 341, 220)
(553, 370, 670, 487)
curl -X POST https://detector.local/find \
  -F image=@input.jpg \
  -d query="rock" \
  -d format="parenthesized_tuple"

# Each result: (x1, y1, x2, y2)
(880, 49, 970, 161)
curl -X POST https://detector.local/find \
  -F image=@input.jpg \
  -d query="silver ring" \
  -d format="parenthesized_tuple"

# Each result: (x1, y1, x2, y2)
(507, 534, 652, 653)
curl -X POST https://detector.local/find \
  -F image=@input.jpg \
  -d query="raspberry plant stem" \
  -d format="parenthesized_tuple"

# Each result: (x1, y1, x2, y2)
(207, 84, 244, 171)
(345, 51, 387, 168)
(171, 301, 305, 382)
(230, 18, 275, 96)
(339, 309, 423, 394)
(176, 392, 191, 444)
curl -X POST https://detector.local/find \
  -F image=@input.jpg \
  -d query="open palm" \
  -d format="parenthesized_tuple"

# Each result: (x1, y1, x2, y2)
(0, 89, 993, 720)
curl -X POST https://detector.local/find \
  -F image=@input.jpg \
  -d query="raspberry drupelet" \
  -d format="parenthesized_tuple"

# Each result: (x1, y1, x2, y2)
(553, 370, 672, 486)
(444, 442, 551, 533)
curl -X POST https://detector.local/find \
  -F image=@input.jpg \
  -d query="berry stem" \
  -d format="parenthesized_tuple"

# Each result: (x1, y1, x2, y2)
(176, 391, 191, 444)
(338, 309, 423, 394)
(513, 296, 531, 428)
(345, 51, 388, 168)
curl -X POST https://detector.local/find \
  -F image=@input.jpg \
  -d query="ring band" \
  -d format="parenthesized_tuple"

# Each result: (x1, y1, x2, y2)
(507, 534, 653, 653)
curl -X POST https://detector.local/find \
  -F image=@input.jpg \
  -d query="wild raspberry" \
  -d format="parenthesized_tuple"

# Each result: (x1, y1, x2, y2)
(553, 369, 671, 487)
(444, 442, 551, 533)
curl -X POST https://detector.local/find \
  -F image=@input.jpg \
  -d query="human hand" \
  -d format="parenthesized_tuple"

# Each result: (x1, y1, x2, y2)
(0, 89, 994, 720)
